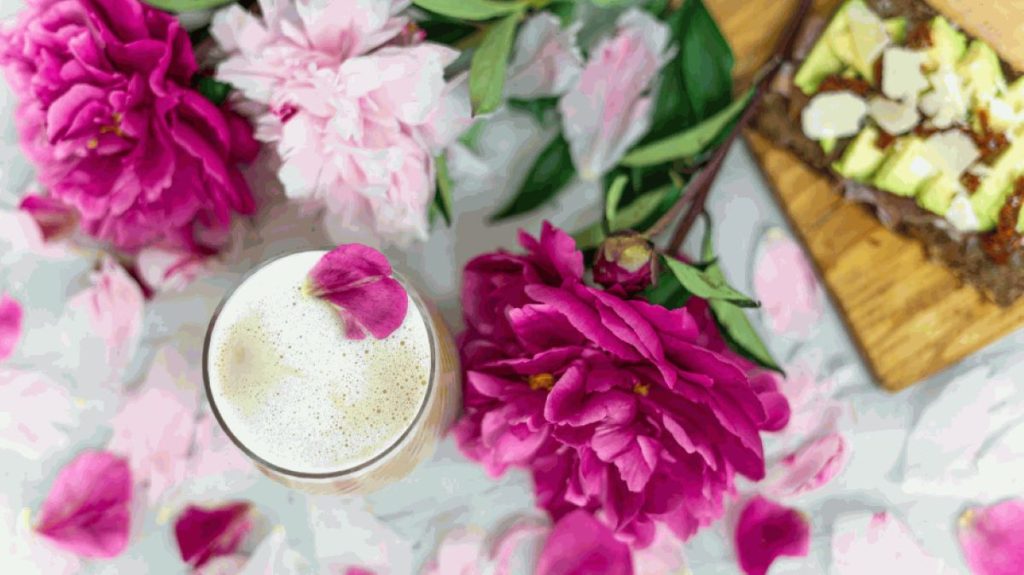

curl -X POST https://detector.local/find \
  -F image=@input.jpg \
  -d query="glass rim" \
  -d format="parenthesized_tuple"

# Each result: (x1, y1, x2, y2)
(201, 249, 439, 480)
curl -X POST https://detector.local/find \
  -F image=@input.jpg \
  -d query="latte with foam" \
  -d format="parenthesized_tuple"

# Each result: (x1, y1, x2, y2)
(205, 251, 432, 476)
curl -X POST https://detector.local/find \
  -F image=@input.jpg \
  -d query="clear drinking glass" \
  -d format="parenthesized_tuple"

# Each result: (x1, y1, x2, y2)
(202, 251, 461, 494)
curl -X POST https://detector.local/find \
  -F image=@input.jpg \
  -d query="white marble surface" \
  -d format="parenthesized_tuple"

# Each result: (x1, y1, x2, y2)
(3, 2, 1024, 573)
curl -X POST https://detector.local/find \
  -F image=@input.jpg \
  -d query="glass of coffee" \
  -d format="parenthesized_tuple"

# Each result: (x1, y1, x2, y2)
(202, 250, 460, 494)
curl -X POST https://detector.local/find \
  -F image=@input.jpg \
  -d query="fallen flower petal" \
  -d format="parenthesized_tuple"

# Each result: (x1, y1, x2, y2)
(766, 433, 849, 498)
(68, 257, 144, 374)
(0, 294, 23, 361)
(536, 510, 634, 575)
(958, 499, 1024, 575)
(734, 496, 810, 575)
(107, 347, 200, 505)
(832, 512, 952, 574)
(0, 368, 78, 459)
(137, 247, 212, 294)
(307, 244, 408, 340)
(18, 195, 78, 243)
(753, 229, 822, 338)
(174, 501, 253, 568)
(35, 450, 133, 558)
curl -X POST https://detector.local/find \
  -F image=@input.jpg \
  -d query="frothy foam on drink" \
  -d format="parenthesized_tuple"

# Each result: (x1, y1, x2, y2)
(206, 251, 432, 475)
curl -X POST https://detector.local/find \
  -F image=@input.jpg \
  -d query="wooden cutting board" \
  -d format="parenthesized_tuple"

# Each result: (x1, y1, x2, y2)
(707, 0, 1024, 391)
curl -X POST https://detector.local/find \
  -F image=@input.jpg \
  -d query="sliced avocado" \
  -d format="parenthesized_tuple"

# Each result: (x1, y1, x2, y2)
(916, 174, 958, 216)
(971, 136, 1024, 231)
(832, 126, 887, 181)
(873, 138, 936, 197)
(795, 1, 860, 94)
(925, 16, 967, 70)
(884, 17, 907, 44)
(958, 40, 1006, 106)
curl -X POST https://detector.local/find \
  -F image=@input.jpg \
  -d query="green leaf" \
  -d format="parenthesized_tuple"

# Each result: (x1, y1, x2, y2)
(142, 0, 234, 11)
(661, 256, 758, 307)
(413, 0, 526, 20)
(548, 0, 578, 25)
(604, 175, 628, 229)
(419, 17, 479, 45)
(572, 184, 678, 250)
(194, 76, 232, 106)
(433, 153, 454, 226)
(507, 97, 560, 124)
(699, 215, 782, 371)
(491, 133, 575, 221)
(642, 0, 733, 144)
(643, 268, 691, 309)
(459, 121, 486, 152)
(469, 13, 520, 115)
(622, 87, 752, 167)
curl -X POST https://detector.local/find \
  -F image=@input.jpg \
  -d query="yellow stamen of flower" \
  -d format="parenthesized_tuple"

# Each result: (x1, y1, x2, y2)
(528, 373, 555, 391)
(99, 112, 125, 137)
(959, 508, 976, 528)
(86, 138, 99, 149)
(632, 382, 650, 396)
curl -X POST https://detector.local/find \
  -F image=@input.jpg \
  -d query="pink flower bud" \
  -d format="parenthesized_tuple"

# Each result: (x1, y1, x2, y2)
(593, 232, 657, 294)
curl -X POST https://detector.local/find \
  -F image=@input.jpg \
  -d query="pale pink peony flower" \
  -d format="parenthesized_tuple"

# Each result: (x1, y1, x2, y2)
(559, 9, 672, 180)
(506, 14, 583, 99)
(211, 0, 470, 245)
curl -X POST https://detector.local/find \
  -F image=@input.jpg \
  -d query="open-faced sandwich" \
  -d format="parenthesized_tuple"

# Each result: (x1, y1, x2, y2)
(756, 0, 1024, 305)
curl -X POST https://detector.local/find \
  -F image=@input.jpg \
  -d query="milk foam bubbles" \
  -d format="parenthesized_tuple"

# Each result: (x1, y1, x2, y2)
(206, 251, 432, 475)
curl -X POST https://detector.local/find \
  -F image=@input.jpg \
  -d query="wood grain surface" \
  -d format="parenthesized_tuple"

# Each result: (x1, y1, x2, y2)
(706, 0, 1024, 391)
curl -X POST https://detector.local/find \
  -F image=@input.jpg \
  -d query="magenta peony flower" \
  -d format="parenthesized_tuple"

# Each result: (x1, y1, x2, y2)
(455, 222, 789, 547)
(210, 0, 471, 245)
(0, 0, 257, 252)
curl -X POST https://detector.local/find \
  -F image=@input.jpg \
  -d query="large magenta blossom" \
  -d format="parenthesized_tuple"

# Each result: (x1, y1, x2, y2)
(455, 222, 789, 547)
(0, 0, 257, 251)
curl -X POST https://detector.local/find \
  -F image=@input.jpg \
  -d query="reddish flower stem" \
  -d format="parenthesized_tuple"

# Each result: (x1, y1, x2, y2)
(664, 0, 813, 254)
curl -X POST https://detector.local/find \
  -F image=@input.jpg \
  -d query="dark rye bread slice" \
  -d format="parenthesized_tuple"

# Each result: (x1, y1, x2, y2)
(752, 0, 1024, 306)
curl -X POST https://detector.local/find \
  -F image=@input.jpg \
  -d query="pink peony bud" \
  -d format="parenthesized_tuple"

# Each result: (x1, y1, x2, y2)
(593, 232, 657, 294)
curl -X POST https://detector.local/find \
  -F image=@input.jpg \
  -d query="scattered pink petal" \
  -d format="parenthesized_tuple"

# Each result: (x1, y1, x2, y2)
(633, 524, 687, 575)
(753, 229, 822, 338)
(958, 499, 1024, 575)
(536, 511, 634, 575)
(174, 501, 253, 568)
(19, 195, 78, 242)
(831, 512, 952, 574)
(189, 415, 258, 486)
(307, 244, 408, 340)
(0, 294, 23, 361)
(136, 247, 213, 294)
(343, 568, 376, 575)
(734, 496, 810, 575)
(196, 554, 248, 575)
(238, 527, 311, 574)
(771, 356, 844, 444)
(35, 450, 133, 558)
(0, 368, 78, 459)
(107, 347, 199, 505)
(1, 495, 81, 575)
(766, 433, 849, 498)
(68, 257, 144, 373)
(421, 528, 485, 575)
(490, 520, 550, 575)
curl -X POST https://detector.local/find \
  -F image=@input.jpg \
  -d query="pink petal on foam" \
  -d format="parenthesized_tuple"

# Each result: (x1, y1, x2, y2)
(0, 294, 23, 361)
(308, 244, 408, 340)
(734, 496, 810, 575)
(753, 230, 822, 338)
(959, 499, 1024, 575)
(35, 450, 133, 558)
